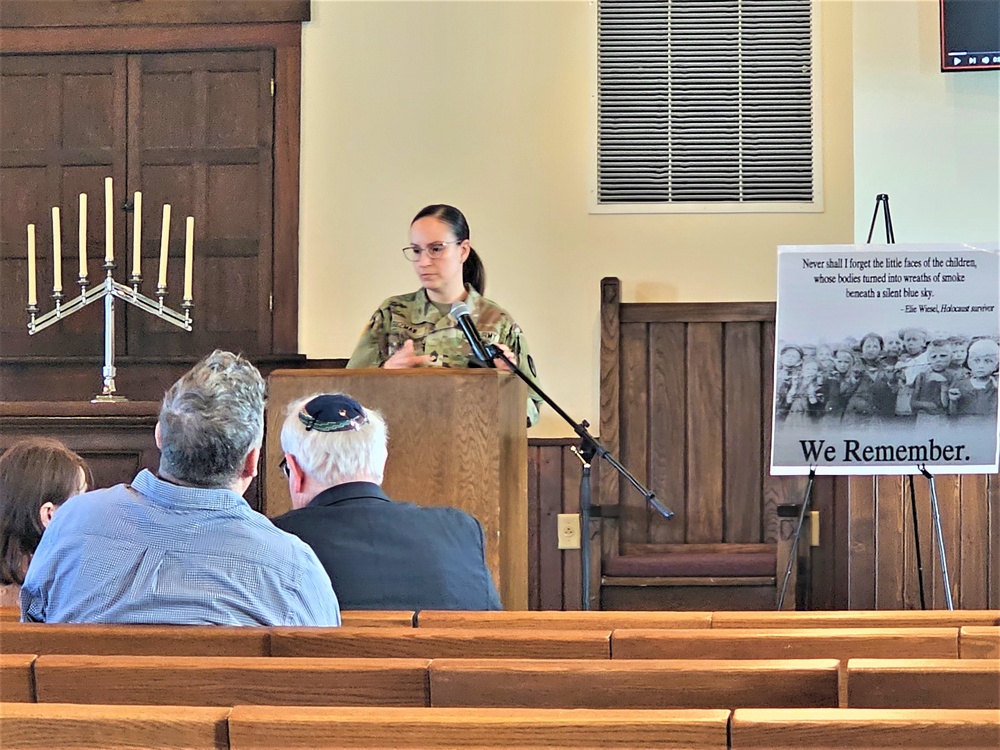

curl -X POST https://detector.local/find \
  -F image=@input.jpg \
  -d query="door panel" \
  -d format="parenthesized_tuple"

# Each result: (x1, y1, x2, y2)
(125, 51, 274, 357)
(0, 55, 126, 357)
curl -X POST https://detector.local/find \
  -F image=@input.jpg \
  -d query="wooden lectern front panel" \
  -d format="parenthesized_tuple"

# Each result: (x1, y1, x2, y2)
(266, 369, 528, 609)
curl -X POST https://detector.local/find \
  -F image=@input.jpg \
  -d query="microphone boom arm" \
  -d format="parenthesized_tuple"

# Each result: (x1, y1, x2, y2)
(484, 343, 673, 520)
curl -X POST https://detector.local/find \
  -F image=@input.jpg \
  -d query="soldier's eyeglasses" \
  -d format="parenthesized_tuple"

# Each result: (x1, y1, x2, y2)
(279, 457, 290, 478)
(402, 241, 460, 261)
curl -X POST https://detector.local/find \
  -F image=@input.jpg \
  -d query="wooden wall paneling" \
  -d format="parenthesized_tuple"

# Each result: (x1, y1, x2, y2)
(527, 444, 541, 610)
(647, 322, 686, 543)
(536, 443, 564, 610)
(0, 54, 126, 357)
(126, 50, 274, 357)
(272, 41, 301, 353)
(990, 475, 1000, 608)
(848, 476, 877, 609)
(724, 322, 763, 543)
(831, 476, 851, 608)
(685, 323, 723, 542)
(0, 0, 310, 28)
(959, 475, 989, 609)
(874, 476, 905, 609)
(561, 445, 582, 610)
(598, 278, 621, 559)
(808, 475, 837, 610)
(618, 322, 649, 546)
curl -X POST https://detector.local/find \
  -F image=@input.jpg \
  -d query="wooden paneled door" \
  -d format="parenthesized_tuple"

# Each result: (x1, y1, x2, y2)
(0, 54, 126, 357)
(0, 49, 274, 358)
(126, 51, 274, 356)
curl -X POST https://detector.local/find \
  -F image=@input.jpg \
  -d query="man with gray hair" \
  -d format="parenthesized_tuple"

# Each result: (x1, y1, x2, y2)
(21, 351, 340, 626)
(273, 393, 501, 610)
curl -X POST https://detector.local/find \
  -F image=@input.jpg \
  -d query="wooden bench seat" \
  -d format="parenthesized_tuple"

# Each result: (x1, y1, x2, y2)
(611, 627, 960, 660)
(31, 654, 430, 707)
(428, 658, 839, 709)
(0, 605, 20, 622)
(226, 706, 731, 749)
(415, 610, 712, 629)
(0, 622, 268, 656)
(730, 708, 1000, 748)
(960, 626, 1000, 658)
(847, 658, 1000, 709)
(713, 610, 1000, 629)
(0, 703, 231, 750)
(340, 610, 415, 628)
(270, 627, 611, 659)
(0, 653, 36, 701)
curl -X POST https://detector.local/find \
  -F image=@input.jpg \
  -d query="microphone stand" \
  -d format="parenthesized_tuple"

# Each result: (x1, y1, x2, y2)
(482, 345, 674, 611)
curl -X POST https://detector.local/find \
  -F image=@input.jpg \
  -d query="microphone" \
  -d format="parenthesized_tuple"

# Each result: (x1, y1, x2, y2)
(449, 301, 494, 367)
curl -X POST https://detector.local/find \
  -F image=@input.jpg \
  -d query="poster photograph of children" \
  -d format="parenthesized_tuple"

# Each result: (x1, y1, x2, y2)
(770, 243, 1000, 476)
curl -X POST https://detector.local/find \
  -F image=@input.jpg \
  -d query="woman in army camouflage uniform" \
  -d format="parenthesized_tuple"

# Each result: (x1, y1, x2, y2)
(346, 204, 542, 426)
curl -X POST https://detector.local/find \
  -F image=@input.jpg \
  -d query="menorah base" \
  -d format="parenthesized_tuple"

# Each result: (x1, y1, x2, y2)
(91, 393, 130, 404)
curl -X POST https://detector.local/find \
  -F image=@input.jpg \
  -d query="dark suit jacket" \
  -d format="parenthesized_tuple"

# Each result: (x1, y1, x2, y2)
(272, 481, 502, 611)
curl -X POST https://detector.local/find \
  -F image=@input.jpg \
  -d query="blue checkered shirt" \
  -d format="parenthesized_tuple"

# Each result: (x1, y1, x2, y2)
(21, 469, 341, 626)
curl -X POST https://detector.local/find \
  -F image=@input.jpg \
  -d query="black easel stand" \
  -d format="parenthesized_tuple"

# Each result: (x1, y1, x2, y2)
(483, 346, 674, 611)
(866, 193, 896, 243)
(777, 467, 816, 610)
(865, 194, 954, 610)
(918, 465, 955, 610)
(907, 474, 927, 609)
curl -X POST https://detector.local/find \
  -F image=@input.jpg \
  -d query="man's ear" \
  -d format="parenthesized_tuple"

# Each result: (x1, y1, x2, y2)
(154, 421, 163, 449)
(241, 445, 261, 480)
(286, 454, 307, 495)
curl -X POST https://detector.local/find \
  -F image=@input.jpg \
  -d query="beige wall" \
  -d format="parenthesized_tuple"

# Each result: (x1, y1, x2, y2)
(853, 0, 1000, 243)
(299, 0, 855, 436)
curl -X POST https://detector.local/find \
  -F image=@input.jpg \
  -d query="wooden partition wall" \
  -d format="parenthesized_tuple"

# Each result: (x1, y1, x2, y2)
(597, 277, 1000, 610)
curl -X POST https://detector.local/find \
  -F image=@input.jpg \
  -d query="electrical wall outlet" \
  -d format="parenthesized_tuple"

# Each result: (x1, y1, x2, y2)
(557, 513, 581, 549)
(810, 510, 820, 546)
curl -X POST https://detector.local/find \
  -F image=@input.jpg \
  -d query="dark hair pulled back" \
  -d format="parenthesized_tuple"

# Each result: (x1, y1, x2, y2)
(411, 204, 485, 295)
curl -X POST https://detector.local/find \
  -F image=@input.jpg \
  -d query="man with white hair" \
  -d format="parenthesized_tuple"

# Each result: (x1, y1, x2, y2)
(272, 393, 502, 611)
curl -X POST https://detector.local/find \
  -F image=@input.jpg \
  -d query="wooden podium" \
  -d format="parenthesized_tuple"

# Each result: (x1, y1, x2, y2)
(265, 369, 529, 609)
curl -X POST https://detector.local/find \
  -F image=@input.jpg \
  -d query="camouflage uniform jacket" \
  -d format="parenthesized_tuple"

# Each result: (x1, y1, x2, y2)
(347, 285, 542, 426)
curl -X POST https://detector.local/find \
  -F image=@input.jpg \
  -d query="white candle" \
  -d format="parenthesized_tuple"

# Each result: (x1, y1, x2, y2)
(78, 193, 87, 278)
(183, 216, 194, 301)
(52, 206, 62, 292)
(132, 191, 142, 278)
(158, 204, 171, 288)
(27, 224, 37, 306)
(104, 177, 113, 263)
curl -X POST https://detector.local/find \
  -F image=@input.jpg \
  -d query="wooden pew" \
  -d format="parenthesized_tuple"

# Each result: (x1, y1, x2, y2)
(428, 658, 839, 708)
(713, 610, 1000, 629)
(0, 605, 20, 622)
(416, 610, 712, 629)
(0, 622, 268, 656)
(340, 610, 415, 628)
(227, 706, 731, 749)
(960, 626, 1000, 658)
(846, 658, 1000, 709)
(32, 654, 430, 707)
(730, 708, 1000, 749)
(612, 626, 959, 707)
(0, 703, 231, 750)
(612, 627, 960, 660)
(0, 653, 36, 701)
(270, 627, 611, 659)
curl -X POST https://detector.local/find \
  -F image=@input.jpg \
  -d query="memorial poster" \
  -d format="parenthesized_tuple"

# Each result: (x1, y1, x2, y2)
(771, 243, 1000, 476)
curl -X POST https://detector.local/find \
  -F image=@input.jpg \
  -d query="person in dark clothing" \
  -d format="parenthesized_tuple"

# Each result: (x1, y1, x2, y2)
(272, 393, 502, 611)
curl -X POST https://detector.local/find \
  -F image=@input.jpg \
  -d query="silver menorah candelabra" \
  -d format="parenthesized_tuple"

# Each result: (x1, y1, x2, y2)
(25, 178, 194, 402)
